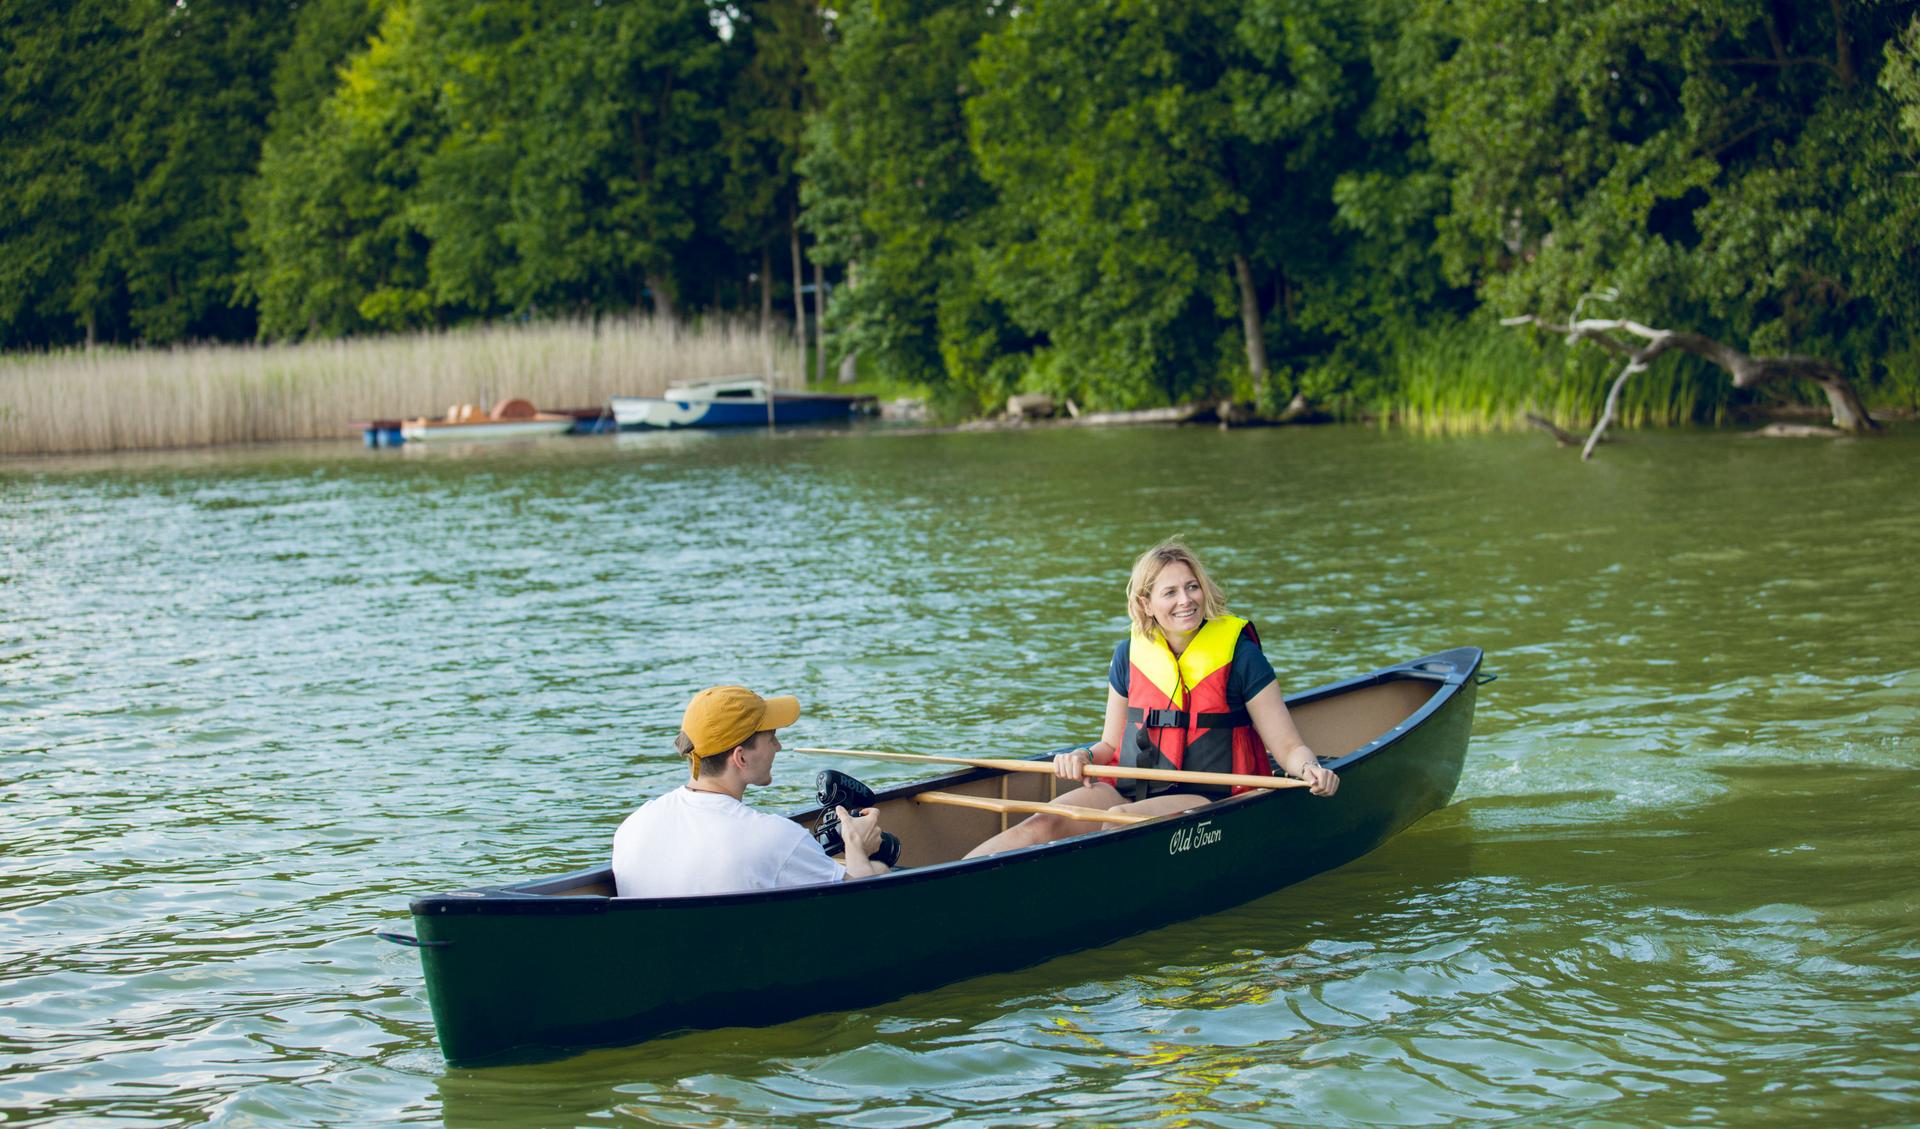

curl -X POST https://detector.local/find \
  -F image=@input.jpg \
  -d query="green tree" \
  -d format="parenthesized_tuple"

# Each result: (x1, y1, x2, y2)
(245, 0, 732, 335)
(416, 0, 731, 320)
(1887, 14, 1920, 142)
(720, 0, 823, 340)
(2, 1, 290, 348)
(0, 2, 132, 347)
(802, 0, 1024, 407)
(1301, 3, 1470, 408)
(1416, 0, 1920, 400)
(112, 0, 294, 342)
(243, 0, 439, 336)
(966, 0, 1365, 409)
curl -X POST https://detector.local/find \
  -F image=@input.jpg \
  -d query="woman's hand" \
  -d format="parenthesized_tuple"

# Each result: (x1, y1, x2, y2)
(1295, 757, 1339, 797)
(1054, 748, 1092, 781)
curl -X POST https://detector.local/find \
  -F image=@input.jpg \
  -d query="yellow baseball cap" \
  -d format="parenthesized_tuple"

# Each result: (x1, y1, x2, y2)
(681, 686, 801, 762)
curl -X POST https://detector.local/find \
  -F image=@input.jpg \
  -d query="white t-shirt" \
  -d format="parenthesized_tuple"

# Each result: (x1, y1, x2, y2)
(611, 786, 846, 898)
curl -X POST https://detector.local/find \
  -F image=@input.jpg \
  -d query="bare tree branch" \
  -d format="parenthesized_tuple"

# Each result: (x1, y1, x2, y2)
(1584, 354, 1650, 459)
(1524, 413, 1583, 446)
(1501, 314, 1879, 459)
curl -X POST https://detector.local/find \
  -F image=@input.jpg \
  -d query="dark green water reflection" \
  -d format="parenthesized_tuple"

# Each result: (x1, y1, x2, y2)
(4, 425, 1917, 1126)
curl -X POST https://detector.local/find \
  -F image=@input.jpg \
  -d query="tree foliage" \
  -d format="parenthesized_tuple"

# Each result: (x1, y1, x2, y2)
(1416, 0, 1920, 387)
(1, 0, 1913, 420)
(245, 0, 731, 337)
(244, 0, 435, 337)
(966, 0, 1368, 409)
(800, 0, 1019, 406)
(3, 1, 291, 346)
(723, 0, 826, 318)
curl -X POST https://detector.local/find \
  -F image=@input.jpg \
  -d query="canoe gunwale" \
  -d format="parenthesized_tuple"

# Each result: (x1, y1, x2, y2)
(407, 646, 1481, 919)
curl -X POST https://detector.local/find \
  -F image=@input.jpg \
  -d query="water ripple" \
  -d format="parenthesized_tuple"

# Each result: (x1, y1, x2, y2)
(5, 428, 1919, 1126)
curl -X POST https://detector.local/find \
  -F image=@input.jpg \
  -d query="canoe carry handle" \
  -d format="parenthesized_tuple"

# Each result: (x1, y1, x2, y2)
(375, 929, 452, 949)
(1402, 661, 1467, 685)
(1403, 660, 1496, 687)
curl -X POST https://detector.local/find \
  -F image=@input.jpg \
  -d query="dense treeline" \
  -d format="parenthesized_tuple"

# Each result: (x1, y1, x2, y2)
(4, 0, 1917, 416)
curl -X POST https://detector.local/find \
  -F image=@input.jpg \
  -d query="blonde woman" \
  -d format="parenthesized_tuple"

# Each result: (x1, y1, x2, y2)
(965, 539, 1336, 858)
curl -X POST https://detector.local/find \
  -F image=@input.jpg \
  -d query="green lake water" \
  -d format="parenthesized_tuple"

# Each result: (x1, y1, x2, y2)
(4, 424, 1918, 1126)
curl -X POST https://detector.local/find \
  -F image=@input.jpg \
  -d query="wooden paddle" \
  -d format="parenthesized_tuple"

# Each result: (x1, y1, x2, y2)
(912, 791, 1153, 825)
(793, 746, 1310, 792)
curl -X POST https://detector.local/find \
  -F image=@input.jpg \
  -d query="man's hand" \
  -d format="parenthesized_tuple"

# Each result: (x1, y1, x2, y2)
(835, 805, 890, 878)
(836, 805, 883, 858)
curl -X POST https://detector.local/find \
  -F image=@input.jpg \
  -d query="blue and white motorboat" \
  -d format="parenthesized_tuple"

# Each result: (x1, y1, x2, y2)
(609, 377, 869, 430)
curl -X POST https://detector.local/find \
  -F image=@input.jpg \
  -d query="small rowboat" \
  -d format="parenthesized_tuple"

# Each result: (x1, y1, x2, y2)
(386, 646, 1483, 1067)
(400, 398, 575, 442)
(609, 377, 872, 429)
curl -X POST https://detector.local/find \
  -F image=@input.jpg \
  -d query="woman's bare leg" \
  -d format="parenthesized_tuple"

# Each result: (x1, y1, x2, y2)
(1113, 793, 1209, 819)
(962, 782, 1125, 858)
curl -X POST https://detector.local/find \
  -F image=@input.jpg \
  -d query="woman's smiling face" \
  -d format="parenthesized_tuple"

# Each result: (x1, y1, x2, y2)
(1142, 561, 1205, 641)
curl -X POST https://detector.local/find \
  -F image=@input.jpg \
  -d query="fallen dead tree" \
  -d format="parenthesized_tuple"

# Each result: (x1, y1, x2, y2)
(955, 401, 1209, 431)
(1524, 413, 1585, 447)
(1501, 315, 1879, 460)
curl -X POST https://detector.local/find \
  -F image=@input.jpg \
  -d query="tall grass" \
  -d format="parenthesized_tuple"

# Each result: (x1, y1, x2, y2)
(1367, 318, 1735, 434)
(0, 316, 802, 457)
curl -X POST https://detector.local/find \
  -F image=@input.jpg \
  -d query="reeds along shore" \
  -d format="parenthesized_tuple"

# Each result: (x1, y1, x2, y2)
(1374, 322, 1725, 436)
(4, 315, 1903, 458)
(0, 317, 805, 457)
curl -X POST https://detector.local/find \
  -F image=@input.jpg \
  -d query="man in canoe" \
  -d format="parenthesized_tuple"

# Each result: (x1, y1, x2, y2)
(612, 685, 893, 897)
(966, 539, 1338, 858)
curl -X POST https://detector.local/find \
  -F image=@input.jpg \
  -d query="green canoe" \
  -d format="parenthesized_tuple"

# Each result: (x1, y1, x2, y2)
(390, 646, 1483, 1067)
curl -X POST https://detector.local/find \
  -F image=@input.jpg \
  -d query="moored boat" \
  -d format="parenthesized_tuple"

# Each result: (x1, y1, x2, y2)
(610, 377, 871, 429)
(387, 646, 1483, 1067)
(400, 398, 576, 442)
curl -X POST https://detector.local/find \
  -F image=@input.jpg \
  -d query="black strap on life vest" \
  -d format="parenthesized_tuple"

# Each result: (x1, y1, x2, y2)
(1127, 706, 1187, 728)
(1127, 706, 1249, 731)
(1123, 705, 1252, 801)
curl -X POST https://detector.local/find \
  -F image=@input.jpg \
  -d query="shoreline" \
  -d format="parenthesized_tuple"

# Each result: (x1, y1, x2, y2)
(4, 405, 1908, 466)
(5, 317, 1909, 460)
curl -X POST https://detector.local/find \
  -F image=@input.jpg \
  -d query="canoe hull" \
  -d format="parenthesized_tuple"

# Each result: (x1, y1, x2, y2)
(406, 647, 1480, 1066)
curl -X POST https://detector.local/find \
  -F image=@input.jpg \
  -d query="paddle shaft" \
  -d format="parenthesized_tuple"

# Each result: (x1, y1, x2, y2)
(912, 791, 1152, 825)
(794, 746, 1310, 792)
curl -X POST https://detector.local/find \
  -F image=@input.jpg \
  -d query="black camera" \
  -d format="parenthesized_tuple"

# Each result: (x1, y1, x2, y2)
(817, 769, 878, 812)
(812, 770, 903, 867)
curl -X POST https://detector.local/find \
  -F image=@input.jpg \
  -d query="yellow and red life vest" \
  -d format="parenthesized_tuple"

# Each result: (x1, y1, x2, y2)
(1120, 615, 1273, 796)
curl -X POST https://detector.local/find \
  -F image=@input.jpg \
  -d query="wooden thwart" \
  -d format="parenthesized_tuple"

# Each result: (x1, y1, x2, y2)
(912, 791, 1152, 825)
(796, 746, 1310, 792)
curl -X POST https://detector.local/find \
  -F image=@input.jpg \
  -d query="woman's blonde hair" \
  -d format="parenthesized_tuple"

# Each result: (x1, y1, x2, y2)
(1126, 538, 1229, 640)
